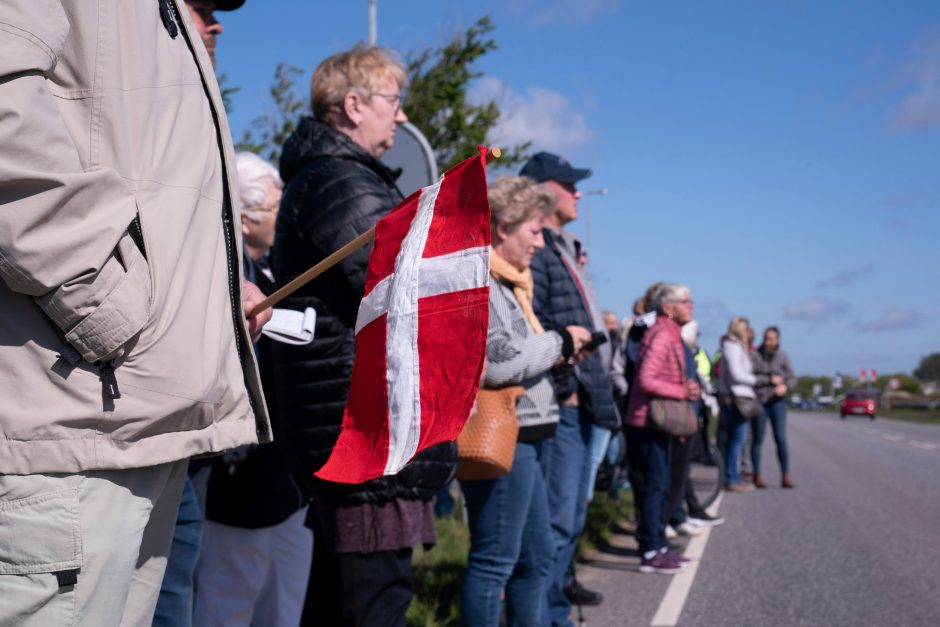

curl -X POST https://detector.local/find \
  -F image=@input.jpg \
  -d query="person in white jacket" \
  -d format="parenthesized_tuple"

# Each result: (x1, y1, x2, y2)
(718, 317, 758, 491)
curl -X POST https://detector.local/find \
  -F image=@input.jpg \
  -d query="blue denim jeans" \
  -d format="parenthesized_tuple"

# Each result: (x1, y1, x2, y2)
(538, 404, 593, 627)
(585, 425, 613, 501)
(722, 403, 750, 486)
(153, 475, 203, 627)
(751, 397, 789, 474)
(460, 441, 553, 627)
(625, 426, 672, 555)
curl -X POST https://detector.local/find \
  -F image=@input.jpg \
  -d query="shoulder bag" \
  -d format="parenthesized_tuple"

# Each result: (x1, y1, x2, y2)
(648, 341, 699, 436)
(457, 386, 524, 480)
(733, 395, 763, 420)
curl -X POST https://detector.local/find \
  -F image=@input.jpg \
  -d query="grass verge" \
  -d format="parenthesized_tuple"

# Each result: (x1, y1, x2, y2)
(407, 490, 635, 626)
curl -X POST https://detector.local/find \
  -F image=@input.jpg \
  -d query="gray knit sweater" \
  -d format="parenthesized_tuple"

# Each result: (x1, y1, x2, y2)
(484, 280, 563, 442)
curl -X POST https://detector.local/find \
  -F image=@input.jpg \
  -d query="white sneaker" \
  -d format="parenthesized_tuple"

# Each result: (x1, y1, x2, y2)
(665, 525, 677, 540)
(688, 514, 725, 528)
(676, 521, 703, 536)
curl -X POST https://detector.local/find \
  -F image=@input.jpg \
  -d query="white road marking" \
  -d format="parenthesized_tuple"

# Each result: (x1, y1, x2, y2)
(881, 433, 905, 443)
(650, 493, 724, 627)
(908, 440, 939, 451)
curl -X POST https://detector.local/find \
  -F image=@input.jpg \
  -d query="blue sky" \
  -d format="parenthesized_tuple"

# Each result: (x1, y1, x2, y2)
(217, 0, 939, 376)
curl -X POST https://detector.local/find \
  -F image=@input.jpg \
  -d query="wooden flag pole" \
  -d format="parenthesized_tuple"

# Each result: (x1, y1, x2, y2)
(248, 147, 501, 318)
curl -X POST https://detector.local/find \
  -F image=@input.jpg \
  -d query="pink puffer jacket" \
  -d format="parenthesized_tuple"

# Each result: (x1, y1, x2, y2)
(624, 317, 688, 429)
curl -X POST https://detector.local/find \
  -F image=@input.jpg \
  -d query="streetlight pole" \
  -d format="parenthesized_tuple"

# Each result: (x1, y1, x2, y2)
(582, 188, 608, 254)
(368, 0, 377, 46)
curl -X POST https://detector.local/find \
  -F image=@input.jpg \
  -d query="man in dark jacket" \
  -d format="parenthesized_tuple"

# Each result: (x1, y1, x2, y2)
(271, 46, 456, 627)
(523, 152, 619, 624)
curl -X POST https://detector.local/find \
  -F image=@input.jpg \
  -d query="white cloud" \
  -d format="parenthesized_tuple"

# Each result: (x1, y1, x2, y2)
(472, 77, 593, 153)
(784, 298, 849, 322)
(508, 0, 621, 27)
(890, 27, 940, 131)
(816, 264, 874, 289)
(853, 309, 926, 333)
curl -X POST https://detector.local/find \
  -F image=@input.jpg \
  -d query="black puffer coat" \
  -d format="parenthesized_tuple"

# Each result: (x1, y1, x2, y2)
(271, 117, 456, 505)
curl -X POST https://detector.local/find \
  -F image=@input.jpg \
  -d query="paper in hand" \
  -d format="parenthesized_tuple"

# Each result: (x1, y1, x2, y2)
(261, 307, 316, 345)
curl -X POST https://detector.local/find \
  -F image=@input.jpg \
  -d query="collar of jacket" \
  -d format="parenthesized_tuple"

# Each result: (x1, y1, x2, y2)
(279, 117, 402, 187)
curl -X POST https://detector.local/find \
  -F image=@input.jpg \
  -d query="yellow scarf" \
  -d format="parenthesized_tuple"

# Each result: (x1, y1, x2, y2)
(490, 250, 545, 335)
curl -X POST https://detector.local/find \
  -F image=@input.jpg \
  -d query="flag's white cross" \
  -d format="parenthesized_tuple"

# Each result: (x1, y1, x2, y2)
(354, 177, 489, 474)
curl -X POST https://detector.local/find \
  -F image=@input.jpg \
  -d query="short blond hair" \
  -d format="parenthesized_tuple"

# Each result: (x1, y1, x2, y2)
(488, 176, 555, 232)
(311, 45, 406, 127)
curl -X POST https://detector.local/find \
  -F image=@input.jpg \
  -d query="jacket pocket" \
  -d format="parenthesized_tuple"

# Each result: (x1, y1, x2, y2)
(0, 487, 82, 576)
(36, 222, 153, 365)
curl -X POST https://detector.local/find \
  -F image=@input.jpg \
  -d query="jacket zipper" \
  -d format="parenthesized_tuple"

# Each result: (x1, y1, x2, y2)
(99, 360, 121, 400)
(164, 1, 265, 436)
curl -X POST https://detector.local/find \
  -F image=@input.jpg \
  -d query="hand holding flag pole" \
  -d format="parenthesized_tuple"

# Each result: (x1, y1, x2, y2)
(248, 147, 501, 319)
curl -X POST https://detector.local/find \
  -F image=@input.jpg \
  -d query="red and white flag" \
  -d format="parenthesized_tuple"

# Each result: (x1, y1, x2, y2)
(315, 149, 492, 484)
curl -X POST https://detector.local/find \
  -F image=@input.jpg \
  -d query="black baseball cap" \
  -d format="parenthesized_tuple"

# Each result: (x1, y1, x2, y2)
(212, 0, 246, 10)
(519, 151, 592, 184)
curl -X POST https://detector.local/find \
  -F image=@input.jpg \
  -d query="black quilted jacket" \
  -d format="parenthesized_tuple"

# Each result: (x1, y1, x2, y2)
(270, 117, 456, 505)
(529, 228, 619, 430)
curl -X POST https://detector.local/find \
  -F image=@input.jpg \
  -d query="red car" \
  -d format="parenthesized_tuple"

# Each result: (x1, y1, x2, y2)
(841, 390, 876, 419)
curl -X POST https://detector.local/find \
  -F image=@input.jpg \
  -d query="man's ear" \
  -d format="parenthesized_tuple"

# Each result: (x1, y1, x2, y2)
(343, 91, 364, 126)
(241, 216, 251, 237)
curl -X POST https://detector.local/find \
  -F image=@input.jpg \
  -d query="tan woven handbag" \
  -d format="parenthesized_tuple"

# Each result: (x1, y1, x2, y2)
(456, 386, 524, 481)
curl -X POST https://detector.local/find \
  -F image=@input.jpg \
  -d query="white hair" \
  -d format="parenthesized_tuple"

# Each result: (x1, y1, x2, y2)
(236, 152, 282, 223)
(649, 283, 690, 314)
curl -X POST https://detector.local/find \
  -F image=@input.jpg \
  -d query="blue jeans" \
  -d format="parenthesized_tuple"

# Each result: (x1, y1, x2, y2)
(722, 403, 750, 486)
(153, 475, 203, 627)
(538, 405, 593, 627)
(751, 397, 789, 474)
(585, 425, 613, 501)
(461, 442, 553, 627)
(625, 426, 672, 555)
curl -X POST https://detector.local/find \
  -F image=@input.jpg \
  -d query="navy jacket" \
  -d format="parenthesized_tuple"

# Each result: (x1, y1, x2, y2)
(530, 228, 619, 430)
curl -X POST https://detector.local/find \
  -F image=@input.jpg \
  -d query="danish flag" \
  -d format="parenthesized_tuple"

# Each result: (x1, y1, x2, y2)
(315, 149, 492, 484)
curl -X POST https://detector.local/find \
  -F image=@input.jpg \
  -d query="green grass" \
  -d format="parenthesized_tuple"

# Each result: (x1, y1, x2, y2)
(406, 490, 635, 626)
(407, 516, 468, 627)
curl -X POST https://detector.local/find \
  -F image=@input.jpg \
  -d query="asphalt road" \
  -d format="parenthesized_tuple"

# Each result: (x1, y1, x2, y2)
(577, 411, 940, 627)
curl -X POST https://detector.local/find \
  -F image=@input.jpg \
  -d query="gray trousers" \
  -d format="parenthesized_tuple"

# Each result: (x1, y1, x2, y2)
(0, 460, 188, 626)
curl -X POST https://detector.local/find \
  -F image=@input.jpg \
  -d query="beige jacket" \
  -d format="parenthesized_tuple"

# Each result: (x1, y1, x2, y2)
(0, 0, 270, 474)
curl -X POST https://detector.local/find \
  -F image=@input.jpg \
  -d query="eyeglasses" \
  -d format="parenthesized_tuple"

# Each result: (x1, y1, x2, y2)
(372, 92, 404, 112)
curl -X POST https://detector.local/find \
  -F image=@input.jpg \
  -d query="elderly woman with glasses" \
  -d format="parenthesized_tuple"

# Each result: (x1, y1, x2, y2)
(624, 283, 700, 575)
(460, 176, 591, 626)
(269, 46, 454, 626)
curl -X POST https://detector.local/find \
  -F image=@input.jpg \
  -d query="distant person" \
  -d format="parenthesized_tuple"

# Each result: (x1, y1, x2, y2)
(678, 321, 724, 528)
(271, 46, 455, 626)
(624, 283, 699, 574)
(751, 326, 797, 489)
(461, 176, 591, 626)
(718, 317, 758, 492)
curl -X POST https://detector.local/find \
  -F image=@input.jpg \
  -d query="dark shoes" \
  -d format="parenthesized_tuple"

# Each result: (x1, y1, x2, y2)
(753, 473, 766, 488)
(563, 581, 603, 606)
(782, 473, 795, 489)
